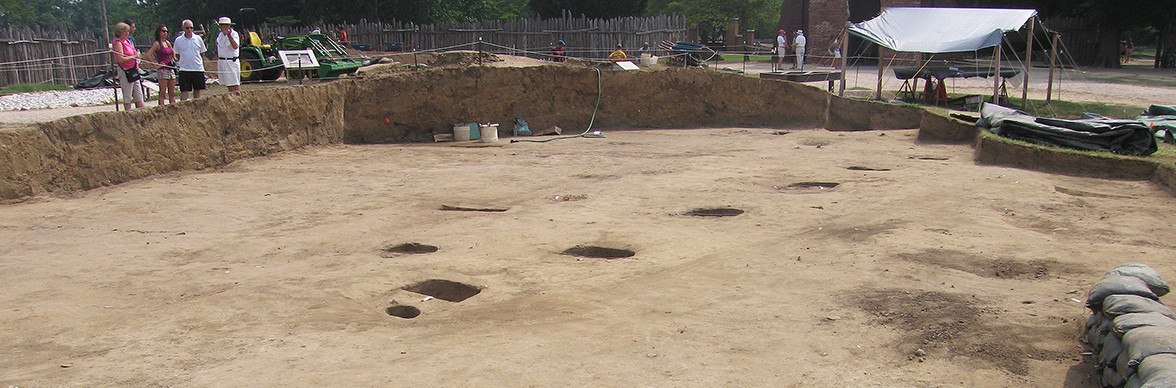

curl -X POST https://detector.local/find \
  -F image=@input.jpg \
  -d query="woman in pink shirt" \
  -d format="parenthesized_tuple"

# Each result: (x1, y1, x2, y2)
(144, 24, 176, 106)
(111, 22, 145, 109)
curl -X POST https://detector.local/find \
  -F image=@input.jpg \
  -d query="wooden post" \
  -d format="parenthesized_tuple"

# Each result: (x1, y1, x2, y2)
(1047, 32, 1059, 103)
(839, 25, 848, 97)
(1021, 18, 1034, 109)
(992, 38, 1002, 103)
(875, 51, 887, 100)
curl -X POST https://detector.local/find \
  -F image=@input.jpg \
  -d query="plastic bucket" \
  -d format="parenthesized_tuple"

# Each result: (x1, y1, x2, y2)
(480, 123, 499, 143)
(453, 124, 471, 141)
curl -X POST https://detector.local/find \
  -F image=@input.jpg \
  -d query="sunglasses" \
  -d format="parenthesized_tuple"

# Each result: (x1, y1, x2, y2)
(161, 30, 169, 32)
(184, 26, 193, 29)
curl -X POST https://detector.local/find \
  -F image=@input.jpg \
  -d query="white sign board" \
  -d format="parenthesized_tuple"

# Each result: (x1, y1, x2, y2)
(615, 61, 640, 70)
(278, 49, 319, 69)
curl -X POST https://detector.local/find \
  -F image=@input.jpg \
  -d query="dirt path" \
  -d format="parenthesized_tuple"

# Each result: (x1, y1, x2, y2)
(3, 128, 1173, 386)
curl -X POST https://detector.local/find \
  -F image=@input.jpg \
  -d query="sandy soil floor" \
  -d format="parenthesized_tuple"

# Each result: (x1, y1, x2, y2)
(3, 127, 1176, 386)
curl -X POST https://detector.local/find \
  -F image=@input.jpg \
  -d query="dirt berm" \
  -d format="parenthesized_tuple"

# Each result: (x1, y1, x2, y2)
(1, 63, 1172, 201)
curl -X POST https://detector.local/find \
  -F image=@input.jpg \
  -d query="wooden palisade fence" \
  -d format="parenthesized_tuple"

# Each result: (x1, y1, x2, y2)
(0, 15, 687, 87)
(0, 25, 110, 87)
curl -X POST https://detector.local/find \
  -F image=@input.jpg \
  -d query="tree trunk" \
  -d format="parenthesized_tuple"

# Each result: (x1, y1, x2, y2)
(1096, 26, 1121, 68)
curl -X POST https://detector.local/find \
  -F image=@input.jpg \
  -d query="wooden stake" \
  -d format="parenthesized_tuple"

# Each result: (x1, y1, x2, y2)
(839, 25, 848, 97)
(992, 38, 1002, 103)
(875, 51, 886, 100)
(1047, 32, 1058, 103)
(1021, 18, 1034, 109)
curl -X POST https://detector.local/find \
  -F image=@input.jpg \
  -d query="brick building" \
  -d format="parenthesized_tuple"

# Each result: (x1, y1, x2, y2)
(777, 0, 957, 64)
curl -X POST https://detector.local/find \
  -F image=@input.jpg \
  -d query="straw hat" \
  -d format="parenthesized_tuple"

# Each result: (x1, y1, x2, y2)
(217, 17, 234, 25)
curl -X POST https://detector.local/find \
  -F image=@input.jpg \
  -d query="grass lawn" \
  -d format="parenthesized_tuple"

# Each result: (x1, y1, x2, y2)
(0, 83, 73, 95)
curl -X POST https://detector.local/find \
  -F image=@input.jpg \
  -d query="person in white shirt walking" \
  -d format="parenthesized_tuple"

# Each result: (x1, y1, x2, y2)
(215, 17, 241, 92)
(793, 30, 807, 70)
(173, 19, 207, 100)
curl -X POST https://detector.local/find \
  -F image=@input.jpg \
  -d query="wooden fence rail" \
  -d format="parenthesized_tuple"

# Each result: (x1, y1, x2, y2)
(0, 15, 687, 87)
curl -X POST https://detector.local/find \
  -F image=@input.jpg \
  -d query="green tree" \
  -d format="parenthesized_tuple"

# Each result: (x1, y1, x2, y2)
(645, 0, 776, 42)
(530, 0, 648, 19)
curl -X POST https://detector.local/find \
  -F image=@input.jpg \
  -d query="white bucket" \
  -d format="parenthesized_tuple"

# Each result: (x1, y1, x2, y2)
(480, 123, 499, 143)
(640, 54, 657, 67)
(453, 124, 471, 141)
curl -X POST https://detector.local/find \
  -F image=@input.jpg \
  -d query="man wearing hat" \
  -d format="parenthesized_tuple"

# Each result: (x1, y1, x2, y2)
(215, 16, 241, 92)
(775, 30, 787, 71)
(793, 29, 807, 70)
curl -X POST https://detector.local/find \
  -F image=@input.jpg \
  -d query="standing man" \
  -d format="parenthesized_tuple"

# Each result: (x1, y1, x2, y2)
(121, 19, 137, 46)
(793, 30, 807, 70)
(775, 30, 787, 71)
(173, 19, 206, 101)
(215, 17, 241, 92)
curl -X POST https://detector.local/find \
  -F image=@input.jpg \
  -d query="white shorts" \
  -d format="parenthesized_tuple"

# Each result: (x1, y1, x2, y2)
(218, 59, 241, 87)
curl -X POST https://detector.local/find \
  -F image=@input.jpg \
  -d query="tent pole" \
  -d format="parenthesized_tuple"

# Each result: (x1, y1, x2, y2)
(839, 25, 848, 97)
(875, 51, 887, 100)
(1021, 17, 1035, 109)
(992, 38, 1002, 103)
(1047, 32, 1059, 103)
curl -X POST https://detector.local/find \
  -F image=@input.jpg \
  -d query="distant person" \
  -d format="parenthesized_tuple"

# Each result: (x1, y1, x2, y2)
(144, 24, 176, 105)
(793, 30, 807, 70)
(1127, 39, 1135, 63)
(121, 19, 137, 46)
(338, 28, 348, 43)
(552, 40, 567, 62)
(639, 42, 650, 56)
(173, 19, 207, 101)
(215, 17, 241, 92)
(1120, 40, 1129, 64)
(829, 36, 842, 69)
(111, 22, 145, 110)
(775, 30, 787, 71)
(609, 43, 628, 60)
(311, 27, 321, 34)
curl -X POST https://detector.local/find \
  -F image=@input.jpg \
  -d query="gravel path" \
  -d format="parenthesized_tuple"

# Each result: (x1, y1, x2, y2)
(0, 88, 118, 111)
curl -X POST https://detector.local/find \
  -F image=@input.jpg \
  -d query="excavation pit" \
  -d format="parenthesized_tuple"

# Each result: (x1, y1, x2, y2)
(561, 245, 636, 259)
(403, 279, 481, 303)
(385, 305, 421, 319)
(847, 166, 891, 171)
(381, 242, 439, 256)
(782, 182, 840, 190)
(439, 205, 510, 212)
(685, 208, 745, 217)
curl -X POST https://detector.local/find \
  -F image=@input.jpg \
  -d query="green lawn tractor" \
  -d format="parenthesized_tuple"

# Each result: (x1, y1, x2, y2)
(239, 31, 284, 82)
(272, 33, 364, 80)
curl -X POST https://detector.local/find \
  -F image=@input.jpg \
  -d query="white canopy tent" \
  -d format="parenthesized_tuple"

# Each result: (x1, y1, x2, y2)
(847, 8, 1037, 54)
(840, 7, 1059, 105)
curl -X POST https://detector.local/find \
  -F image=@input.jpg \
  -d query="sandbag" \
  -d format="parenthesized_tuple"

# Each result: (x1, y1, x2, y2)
(1138, 354, 1176, 387)
(1115, 313, 1176, 337)
(1091, 317, 1112, 353)
(1122, 327, 1176, 377)
(1104, 364, 1127, 388)
(1103, 334, 1126, 368)
(1104, 295, 1176, 320)
(1108, 264, 1171, 297)
(1089, 276, 1160, 312)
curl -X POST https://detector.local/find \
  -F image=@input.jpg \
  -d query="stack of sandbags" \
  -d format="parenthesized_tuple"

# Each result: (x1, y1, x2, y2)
(1084, 264, 1176, 388)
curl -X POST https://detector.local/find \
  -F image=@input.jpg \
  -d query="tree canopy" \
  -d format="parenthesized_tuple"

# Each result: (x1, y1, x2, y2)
(528, 0, 648, 19)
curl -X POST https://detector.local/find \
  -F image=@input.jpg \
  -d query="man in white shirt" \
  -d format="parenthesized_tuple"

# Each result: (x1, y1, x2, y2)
(215, 17, 241, 92)
(775, 30, 787, 71)
(793, 30, 807, 70)
(173, 19, 207, 101)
